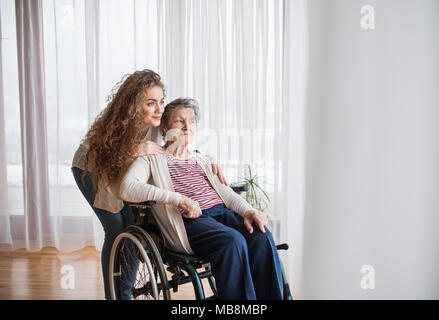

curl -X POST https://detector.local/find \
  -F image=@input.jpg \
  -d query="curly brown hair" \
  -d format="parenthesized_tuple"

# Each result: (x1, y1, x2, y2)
(83, 69, 164, 189)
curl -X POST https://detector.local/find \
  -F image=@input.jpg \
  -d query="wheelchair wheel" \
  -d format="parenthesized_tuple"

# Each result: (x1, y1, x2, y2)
(109, 225, 171, 300)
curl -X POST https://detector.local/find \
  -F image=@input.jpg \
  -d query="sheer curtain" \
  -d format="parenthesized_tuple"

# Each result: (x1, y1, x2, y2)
(0, 0, 285, 256)
(158, 0, 284, 233)
(0, 0, 163, 252)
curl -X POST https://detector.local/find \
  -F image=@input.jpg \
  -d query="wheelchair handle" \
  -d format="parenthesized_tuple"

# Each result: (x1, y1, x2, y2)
(276, 243, 289, 251)
(231, 185, 248, 194)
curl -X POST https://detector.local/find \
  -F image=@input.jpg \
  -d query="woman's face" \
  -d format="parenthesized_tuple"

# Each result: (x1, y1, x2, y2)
(163, 107, 197, 146)
(139, 85, 165, 127)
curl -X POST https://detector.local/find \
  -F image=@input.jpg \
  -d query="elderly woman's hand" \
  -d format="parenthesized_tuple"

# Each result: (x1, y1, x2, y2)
(137, 141, 164, 156)
(243, 210, 268, 234)
(178, 195, 202, 219)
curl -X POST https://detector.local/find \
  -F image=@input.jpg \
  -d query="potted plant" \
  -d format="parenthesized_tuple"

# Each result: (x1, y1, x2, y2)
(231, 165, 271, 212)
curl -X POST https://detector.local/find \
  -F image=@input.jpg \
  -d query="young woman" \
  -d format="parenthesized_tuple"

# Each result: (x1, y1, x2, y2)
(118, 98, 284, 300)
(71, 70, 227, 300)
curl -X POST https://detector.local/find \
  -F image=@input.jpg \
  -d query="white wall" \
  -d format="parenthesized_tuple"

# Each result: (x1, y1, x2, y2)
(302, 0, 439, 299)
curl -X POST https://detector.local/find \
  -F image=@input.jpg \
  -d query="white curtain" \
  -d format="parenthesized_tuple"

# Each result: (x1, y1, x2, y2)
(1, 0, 158, 252)
(157, 0, 284, 234)
(1, 0, 104, 251)
(0, 0, 9, 245)
(0, 0, 284, 256)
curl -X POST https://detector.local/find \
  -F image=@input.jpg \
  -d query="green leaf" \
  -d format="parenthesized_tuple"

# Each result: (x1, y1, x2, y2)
(230, 165, 271, 212)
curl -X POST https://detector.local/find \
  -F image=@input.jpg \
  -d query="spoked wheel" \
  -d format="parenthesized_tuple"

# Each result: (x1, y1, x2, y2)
(109, 225, 171, 300)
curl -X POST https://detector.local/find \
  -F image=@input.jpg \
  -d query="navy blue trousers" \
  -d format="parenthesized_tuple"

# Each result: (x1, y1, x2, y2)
(183, 203, 283, 300)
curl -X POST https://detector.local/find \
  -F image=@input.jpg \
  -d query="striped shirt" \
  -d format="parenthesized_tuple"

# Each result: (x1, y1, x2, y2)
(166, 152, 223, 212)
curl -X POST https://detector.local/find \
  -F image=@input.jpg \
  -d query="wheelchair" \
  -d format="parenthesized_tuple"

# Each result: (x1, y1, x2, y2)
(108, 185, 293, 300)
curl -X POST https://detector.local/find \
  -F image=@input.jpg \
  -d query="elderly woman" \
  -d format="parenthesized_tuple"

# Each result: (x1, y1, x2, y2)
(118, 98, 283, 300)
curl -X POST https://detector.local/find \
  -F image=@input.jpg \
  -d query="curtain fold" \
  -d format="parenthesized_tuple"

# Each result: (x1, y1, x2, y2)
(15, 0, 51, 251)
(0, 1, 12, 245)
(85, 0, 100, 123)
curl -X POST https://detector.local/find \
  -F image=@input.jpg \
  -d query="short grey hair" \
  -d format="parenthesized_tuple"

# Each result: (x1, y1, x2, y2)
(161, 98, 200, 132)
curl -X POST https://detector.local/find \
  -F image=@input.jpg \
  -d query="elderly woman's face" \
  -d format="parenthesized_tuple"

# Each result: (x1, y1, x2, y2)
(163, 107, 197, 146)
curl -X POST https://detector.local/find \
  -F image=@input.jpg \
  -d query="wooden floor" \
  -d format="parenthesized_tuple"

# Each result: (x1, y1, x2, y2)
(0, 246, 212, 300)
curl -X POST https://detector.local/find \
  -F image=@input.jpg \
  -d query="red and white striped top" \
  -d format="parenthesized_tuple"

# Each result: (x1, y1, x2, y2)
(166, 153, 223, 212)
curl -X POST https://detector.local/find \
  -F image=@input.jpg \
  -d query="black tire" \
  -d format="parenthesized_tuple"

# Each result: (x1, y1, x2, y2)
(109, 225, 171, 300)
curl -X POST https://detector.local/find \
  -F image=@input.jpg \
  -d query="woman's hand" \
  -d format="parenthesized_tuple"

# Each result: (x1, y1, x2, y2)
(137, 141, 164, 156)
(209, 156, 228, 186)
(243, 210, 268, 234)
(178, 195, 202, 219)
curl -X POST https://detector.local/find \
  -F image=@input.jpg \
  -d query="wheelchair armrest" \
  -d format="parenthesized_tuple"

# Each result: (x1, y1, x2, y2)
(231, 185, 248, 194)
(124, 200, 157, 208)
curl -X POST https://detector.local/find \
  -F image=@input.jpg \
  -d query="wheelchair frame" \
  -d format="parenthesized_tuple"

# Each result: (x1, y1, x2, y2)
(108, 186, 292, 300)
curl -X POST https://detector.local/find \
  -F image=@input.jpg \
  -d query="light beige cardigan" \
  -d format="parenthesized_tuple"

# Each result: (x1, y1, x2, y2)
(118, 152, 255, 255)
(72, 126, 163, 213)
